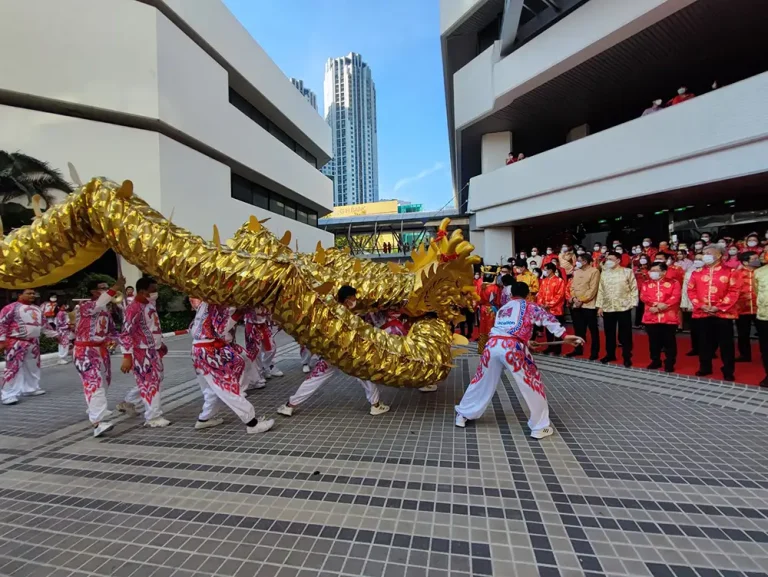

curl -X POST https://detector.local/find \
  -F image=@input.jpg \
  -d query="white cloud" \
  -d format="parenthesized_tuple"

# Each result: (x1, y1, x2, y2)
(393, 162, 445, 193)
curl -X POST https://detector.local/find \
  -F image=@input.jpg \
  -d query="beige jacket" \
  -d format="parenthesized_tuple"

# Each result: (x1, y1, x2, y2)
(596, 266, 638, 312)
(568, 267, 600, 309)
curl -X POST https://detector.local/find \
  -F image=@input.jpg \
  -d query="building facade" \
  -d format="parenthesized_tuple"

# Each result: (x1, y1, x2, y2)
(441, 0, 768, 264)
(0, 0, 334, 284)
(291, 78, 318, 112)
(323, 53, 379, 207)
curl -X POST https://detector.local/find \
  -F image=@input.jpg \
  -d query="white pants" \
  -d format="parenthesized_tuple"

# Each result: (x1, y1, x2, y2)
(196, 373, 255, 424)
(455, 338, 550, 434)
(243, 354, 264, 387)
(88, 384, 109, 424)
(124, 386, 163, 421)
(260, 333, 276, 369)
(58, 344, 70, 360)
(1, 346, 41, 403)
(300, 346, 318, 368)
(289, 360, 381, 406)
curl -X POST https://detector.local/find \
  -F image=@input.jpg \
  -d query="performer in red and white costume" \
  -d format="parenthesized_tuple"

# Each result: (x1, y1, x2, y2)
(74, 277, 123, 437)
(455, 281, 581, 438)
(299, 345, 318, 374)
(0, 288, 53, 405)
(41, 295, 58, 329)
(260, 311, 284, 379)
(191, 301, 274, 433)
(55, 303, 73, 365)
(278, 286, 392, 418)
(243, 307, 269, 388)
(118, 276, 170, 427)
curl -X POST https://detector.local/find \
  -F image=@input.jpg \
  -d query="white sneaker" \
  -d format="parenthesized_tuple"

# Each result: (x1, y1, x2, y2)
(531, 426, 555, 440)
(2, 397, 19, 406)
(144, 417, 172, 428)
(93, 422, 114, 438)
(115, 401, 137, 415)
(26, 389, 46, 397)
(269, 367, 284, 378)
(277, 404, 294, 417)
(419, 385, 438, 393)
(247, 418, 275, 434)
(194, 417, 224, 430)
(57, 359, 68, 365)
(370, 403, 391, 416)
(253, 379, 267, 389)
(455, 414, 467, 428)
(302, 364, 310, 374)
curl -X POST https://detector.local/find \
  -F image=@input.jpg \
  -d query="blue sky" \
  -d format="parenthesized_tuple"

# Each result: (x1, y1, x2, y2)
(223, 0, 453, 211)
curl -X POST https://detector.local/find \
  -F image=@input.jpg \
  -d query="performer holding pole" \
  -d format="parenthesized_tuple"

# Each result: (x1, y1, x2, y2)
(55, 302, 74, 365)
(243, 308, 268, 389)
(73, 277, 124, 437)
(455, 279, 581, 438)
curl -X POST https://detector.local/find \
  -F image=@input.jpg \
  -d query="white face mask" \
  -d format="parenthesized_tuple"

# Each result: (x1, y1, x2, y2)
(701, 237, 710, 243)
(702, 254, 715, 265)
(678, 87, 686, 95)
(694, 243, 703, 250)
(577, 249, 585, 255)
(653, 99, 662, 106)
(561, 247, 569, 253)
(640, 259, 648, 265)
(649, 271, 661, 281)
(748, 240, 758, 247)
(531, 250, 538, 256)
(604, 260, 616, 269)
(546, 249, 553, 255)
(717, 241, 727, 248)
(149, 292, 159, 302)
(575, 261, 583, 269)
(542, 270, 550, 278)
(615, 248, 623, 254)
(729, 249, 738, 256)
(600, 247, 607, 253)
(642, 241, 650, 247)
(50, 297, 57, 302)
(693, 260, 704, 269)
(593, 246, 600, 251)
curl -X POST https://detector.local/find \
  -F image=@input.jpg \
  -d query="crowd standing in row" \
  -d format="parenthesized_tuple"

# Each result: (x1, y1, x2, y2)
(466, 231, 768, 386)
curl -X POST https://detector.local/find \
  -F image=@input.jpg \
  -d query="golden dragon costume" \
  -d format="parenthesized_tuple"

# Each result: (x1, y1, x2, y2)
(0, 178, 479, 387)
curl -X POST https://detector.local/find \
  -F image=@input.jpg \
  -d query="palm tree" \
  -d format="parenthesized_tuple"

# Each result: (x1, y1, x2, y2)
(0, 150, 73, 232)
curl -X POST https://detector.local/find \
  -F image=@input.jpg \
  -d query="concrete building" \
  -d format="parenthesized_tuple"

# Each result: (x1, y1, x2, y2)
(0, 0, 333, 284)
(323, 53, 379, 207)
(441, 0, 768, 264)
(291, 78, 318, 112)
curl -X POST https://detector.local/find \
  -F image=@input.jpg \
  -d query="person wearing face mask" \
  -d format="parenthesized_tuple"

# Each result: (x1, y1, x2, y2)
(681, 254, 704, 356)
(279, 286, 393, 417)
(667, 86, 695, 107)
(74, 277, 126, 436)
(558, 245, 575, 278)
(742, 233, 763, 258)
(567, 253, 601, 359)
(0, 288, 57, 406)
(55, 302, 73, 365)
(119, 276, 170, 427)
(699, 233, 712, 247)
(613, 245, 631, 268)
(686, 246, 739, 380)
(42, 295, 58, 330)
(633, 255, 651, 328)
(640, 263, 681, 372)
(473, 270, 483, 326)
(591, 243, 603, 266)
(751, 260, 768, 387)
(663, 254, 685, 285)
(733, 252, 761, 364)
(537, 264, 567, 355)
(723, 244, 740, 270)
(641, 99, 664, 116)
(542, 247, 557, 267)
(514, 259, 539, 302)
(596, 252, 638, 367)
(642, 238, 658, 262)
(477, 269, 501, 353)
(676, 249, 693, 272)
(528, 247, 542, 270)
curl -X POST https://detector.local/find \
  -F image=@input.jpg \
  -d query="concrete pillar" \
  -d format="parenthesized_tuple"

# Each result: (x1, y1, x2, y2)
(469, 230, 485, 260)
(481, 131, 513, 174)
(566, 124, 590, 143)
(482, 227, 515, 265)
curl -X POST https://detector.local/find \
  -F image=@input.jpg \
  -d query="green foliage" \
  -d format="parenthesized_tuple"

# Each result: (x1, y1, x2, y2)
(156, 284, 181, 313)
(39, 335, 59, 355)
(334, 236, 349, 250)
(76, 272, 116, 298)
(158, 311, 194, 332)
(0, 150, 73, 208)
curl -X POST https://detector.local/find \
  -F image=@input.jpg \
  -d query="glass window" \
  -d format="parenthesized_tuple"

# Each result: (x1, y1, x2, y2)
(284, 199, 296, 221)
(297, 208, 308, 224)
(231, 175, 252, 204)
(270, 194, 285, 216)
(307, 211, 318, 227)
(251, 183, 269, 210)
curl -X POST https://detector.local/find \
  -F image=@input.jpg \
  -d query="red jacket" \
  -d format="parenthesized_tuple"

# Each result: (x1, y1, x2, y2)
(537, 276, 566, 316)
(686, 264, 740, 319)
(666, 265, 684, 285)
(542, 254, 557, 266)
(733, 267, 757, 316)
(640, 279, 681, 325)
(619, 253, 631, 268)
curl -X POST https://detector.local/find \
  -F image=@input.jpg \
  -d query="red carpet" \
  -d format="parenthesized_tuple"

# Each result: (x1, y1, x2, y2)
(457, 326, 765, 386)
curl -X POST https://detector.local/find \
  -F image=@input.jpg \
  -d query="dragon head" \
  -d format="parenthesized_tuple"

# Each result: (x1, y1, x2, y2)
(402, 218, 480, 324)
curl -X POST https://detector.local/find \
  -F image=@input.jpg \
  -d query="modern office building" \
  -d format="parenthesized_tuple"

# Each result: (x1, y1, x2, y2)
(0, 0, 333, 283)
(323, 53, 379, 207)
(441, 0, 768, 264)
(291, 78, 318, 112)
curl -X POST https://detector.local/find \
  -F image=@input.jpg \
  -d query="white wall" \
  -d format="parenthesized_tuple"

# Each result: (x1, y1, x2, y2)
(481, 132, 513, 174)
(469, 72, 768, 227)
(0, 0, 333, 213)
(483, 228, 515, 264)
(451, 0, 697, 129)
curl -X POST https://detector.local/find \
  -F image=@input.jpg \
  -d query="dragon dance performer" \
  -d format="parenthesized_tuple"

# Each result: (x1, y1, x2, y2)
(278, 286, 392, 418)
(191, 301, 275, 434)
(477, 267, 501, 353)
(41, 295, 58, 329)
(54, 302, 73, 365)
(248, 307, 283, 380)
(455, 280, 581, 438)
(243, 307, 269, 389)
(0, 288, 54, 405)
(118, 277, 170, 427)
(74, 277, 123, 437)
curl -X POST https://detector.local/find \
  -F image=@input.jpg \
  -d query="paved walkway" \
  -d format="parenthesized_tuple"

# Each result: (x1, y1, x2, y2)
(0, 334, 766, 577)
